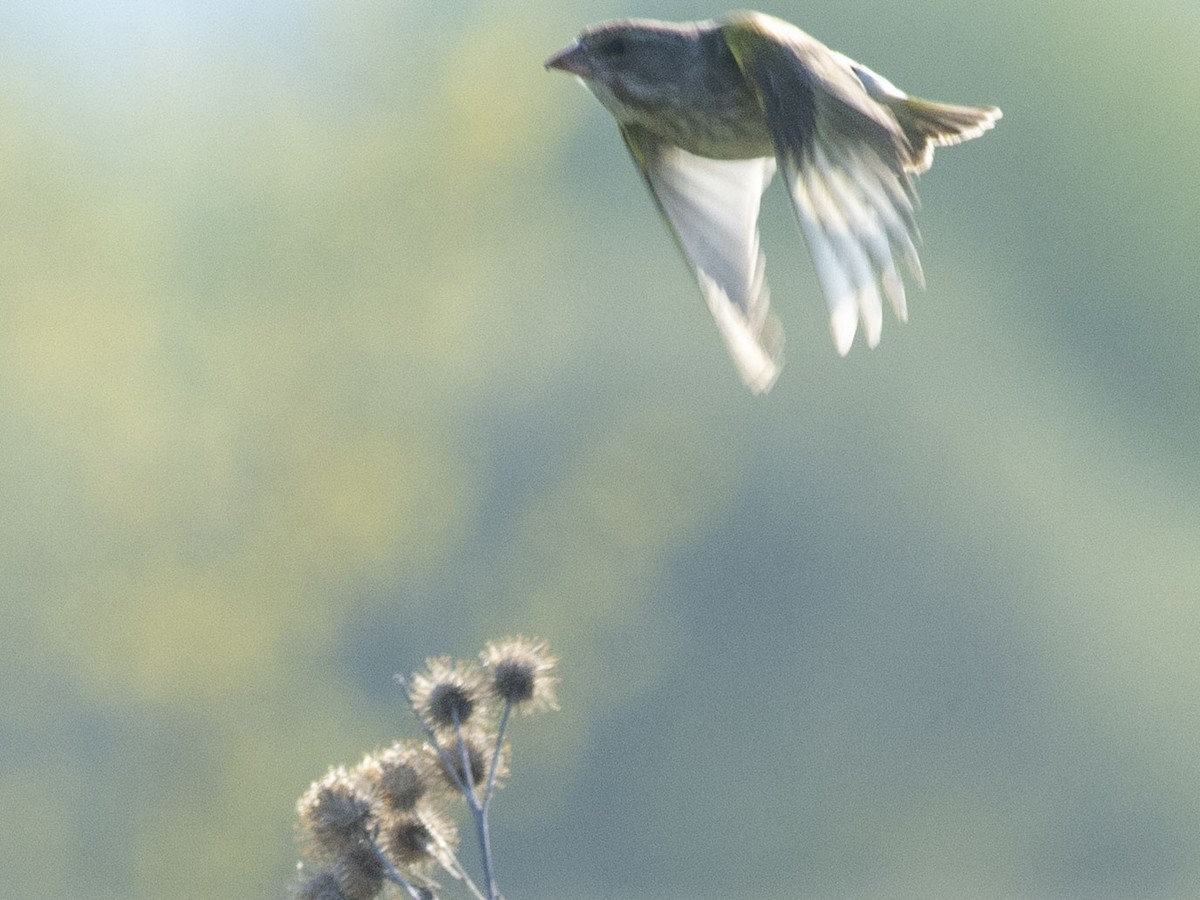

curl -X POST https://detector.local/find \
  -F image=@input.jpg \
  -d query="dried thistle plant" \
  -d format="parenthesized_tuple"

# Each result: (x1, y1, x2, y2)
(293, 637, 558, 900)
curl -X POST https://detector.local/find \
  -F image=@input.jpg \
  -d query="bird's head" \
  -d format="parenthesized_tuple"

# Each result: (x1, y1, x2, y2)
(545, 20, 708, 119)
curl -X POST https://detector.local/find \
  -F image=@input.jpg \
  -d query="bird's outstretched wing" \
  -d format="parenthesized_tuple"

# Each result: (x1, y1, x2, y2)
(723, 12, 924, 356)
(621, 124, 783, 394)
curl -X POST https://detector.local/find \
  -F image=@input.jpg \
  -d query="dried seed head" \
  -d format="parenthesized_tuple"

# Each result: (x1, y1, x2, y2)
(296, 767, 373, 860)
(480, 637, 558, 714)
(332, 844, 386, 900)
(380, 806, 459, 870)
(295, 870, 347, 900)
(429, 731, 509, 795)
(385, 816, 435, 866)
(356, 742, 438, 812)
(408, 657, 489, 731)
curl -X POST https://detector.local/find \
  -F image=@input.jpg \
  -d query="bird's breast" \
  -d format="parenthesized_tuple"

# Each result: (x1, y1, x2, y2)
(591, 75, 774, 160)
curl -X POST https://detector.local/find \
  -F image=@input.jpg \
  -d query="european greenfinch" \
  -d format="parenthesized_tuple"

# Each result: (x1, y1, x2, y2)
(547, 10, 1001, 393)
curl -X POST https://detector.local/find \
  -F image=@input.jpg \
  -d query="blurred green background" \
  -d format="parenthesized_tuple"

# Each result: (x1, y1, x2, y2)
(3, 0, 1199, 897)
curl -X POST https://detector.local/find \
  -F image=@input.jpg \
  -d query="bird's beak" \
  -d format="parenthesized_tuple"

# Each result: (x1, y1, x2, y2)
(545, 41, 589, 77)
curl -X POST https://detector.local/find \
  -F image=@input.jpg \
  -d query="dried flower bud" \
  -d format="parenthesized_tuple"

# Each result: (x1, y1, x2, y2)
(356, 742, 438, 812)
(480, 637, 558, 714)
(380, 806, 459, 870)
(295, 870, 347, 900)
(332, 844, 385, 900)
(408, 657, 489, 731)
(429, 732, 508, 795)
(297, 768, 373, 860)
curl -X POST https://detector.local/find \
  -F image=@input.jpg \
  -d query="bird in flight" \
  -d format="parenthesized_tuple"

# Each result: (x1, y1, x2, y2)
(547, 10, 1001, 393)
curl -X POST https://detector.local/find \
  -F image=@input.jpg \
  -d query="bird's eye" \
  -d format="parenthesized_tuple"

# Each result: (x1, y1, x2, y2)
(599, 36, 628, 57)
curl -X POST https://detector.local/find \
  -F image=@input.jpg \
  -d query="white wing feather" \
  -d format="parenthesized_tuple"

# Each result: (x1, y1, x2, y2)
(630, 134, 784, 393)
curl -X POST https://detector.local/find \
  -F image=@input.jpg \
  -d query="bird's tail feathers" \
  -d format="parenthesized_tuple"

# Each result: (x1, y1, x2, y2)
(887, 97, 1001, 172)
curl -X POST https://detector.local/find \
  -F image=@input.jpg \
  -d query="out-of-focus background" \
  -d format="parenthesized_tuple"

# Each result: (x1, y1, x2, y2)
(3, 1, 1198, 897)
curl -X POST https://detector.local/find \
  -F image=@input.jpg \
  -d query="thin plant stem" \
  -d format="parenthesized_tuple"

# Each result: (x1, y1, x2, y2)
(427, 825, 489, 900)
(468, 800, 499, 900)
(482, 701, 511, 809)
(454, 713, 500, 900)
